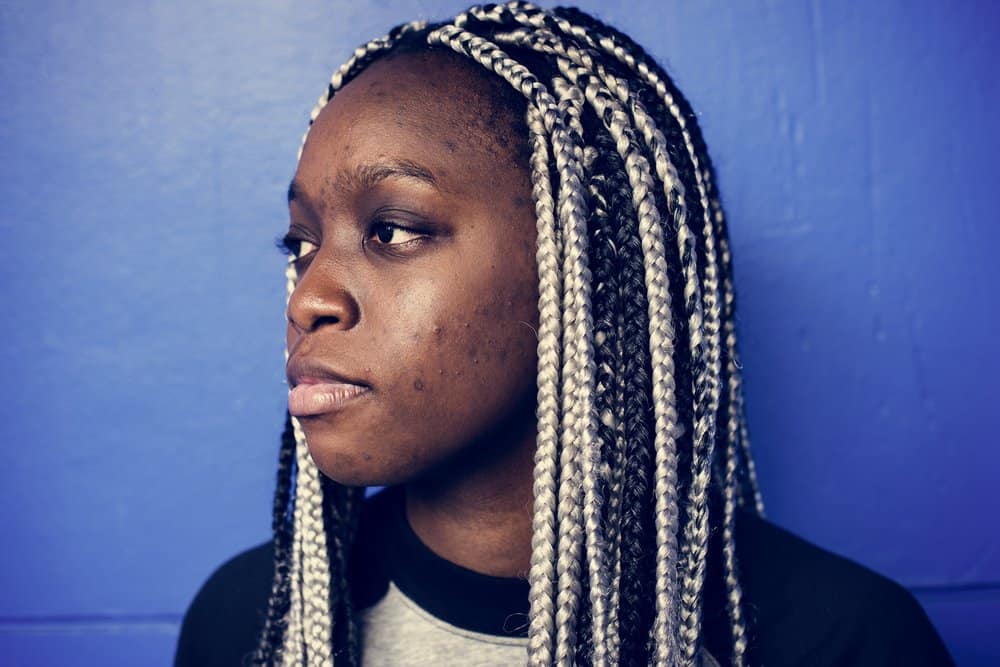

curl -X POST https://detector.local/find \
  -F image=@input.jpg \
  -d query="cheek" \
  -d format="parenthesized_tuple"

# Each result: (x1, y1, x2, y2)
(381, 270, 538, 445)
(309, 222, 541, 486)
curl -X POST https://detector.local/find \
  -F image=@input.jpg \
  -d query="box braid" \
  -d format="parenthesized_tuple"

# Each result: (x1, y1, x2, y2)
(545, 3, 765, 517)
(255, 3, 764, 665)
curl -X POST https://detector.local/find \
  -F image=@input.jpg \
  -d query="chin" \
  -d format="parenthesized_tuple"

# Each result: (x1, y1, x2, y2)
(305, 437, 417, 489)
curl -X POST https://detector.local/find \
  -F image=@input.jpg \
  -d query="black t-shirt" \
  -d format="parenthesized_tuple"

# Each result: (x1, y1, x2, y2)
(175, 486, 953, 666)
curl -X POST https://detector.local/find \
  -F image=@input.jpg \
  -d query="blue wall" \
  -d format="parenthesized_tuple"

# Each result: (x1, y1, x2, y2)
(1, 1, 996, 664)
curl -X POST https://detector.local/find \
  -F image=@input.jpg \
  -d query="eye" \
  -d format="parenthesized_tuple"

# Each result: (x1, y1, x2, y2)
(296, 239, 318, 257)
(366, 221, 428, 250)
(277, 233, 318, 261)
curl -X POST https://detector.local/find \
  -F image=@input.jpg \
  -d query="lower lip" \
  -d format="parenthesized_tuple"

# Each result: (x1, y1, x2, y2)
(288, 382, 370, 417)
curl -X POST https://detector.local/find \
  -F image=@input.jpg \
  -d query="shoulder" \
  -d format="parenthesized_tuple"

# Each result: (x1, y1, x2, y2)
(172, 490, 396, 667)
(737, 510, 953, 666)
(174, 541, 273, 667)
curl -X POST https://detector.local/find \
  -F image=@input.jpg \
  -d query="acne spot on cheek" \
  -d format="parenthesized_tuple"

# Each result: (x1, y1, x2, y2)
(413, 378, 425, 391)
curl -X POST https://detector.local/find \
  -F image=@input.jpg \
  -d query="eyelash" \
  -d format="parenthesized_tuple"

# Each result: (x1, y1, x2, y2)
(276, 221, 428, 261)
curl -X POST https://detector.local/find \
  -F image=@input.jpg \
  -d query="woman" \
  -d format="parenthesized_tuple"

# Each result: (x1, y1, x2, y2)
(176, 3, 953, 665)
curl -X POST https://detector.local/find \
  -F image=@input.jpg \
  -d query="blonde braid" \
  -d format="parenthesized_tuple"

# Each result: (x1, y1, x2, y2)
(524, 102, 564, 667)
(293, 417, 335, 666)
(272, 20, 430, 666)
(552, 74, 612, 667)
(426, 23, 596, 666)
(707, 177, 755, 667)
(504, 8, 760, 663)
(496, 13, 686, 663)
(704, 181, 765, 517)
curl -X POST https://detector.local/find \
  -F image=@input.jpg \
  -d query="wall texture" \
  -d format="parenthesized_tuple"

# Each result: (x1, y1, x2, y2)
(1, 1, 996, 664)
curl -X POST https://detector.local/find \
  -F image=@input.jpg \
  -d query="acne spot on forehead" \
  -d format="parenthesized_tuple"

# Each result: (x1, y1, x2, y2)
(413, 378, 425, 391)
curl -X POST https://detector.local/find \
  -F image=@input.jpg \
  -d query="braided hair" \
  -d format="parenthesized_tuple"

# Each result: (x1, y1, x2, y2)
(256, 3, 765, 665)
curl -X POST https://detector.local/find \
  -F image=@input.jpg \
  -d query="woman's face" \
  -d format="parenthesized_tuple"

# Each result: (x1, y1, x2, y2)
(285, 52, 540, 487)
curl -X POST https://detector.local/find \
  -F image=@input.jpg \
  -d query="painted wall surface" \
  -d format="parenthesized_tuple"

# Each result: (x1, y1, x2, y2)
(1, 1, 996, 664)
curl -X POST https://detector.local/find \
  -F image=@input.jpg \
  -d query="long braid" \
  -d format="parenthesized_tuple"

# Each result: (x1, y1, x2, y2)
(290, 416, 334, 666)
(705, 169, 756, 665)
(600, 128, 657, 666)
(319, 478, 351, 665)
(496, 21, 688, 662)
(259, 4, 766, 665)
(704, 173, 765, 518)
(550, 2, 763, 515)
(524, 102, 564, 667)
(425, 23, 597, 666)
(259, 20, 432, 667)
(582, 145, 626, 663)
(498, 23, 682, 666)
(558, 55, 683, 667)
(521, 8, 763, 664)
(551, 74, 612, 667)
(500, 24, 724, 663)
(463, 12, 739, 665)
(252, 415, 297, 665)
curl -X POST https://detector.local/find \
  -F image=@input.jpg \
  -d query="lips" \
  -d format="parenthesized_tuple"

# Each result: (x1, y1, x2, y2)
(288, 382, 370, 417)
(286, 357, 371, 417)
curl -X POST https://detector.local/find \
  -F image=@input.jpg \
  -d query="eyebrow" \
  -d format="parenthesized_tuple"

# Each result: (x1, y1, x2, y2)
(287, 159, 439, 205)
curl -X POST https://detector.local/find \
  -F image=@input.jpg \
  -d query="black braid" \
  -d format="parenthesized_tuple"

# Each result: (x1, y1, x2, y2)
(554, 3, 744, 498)
(574, 136, 623, 666)
(322, 480, 371, 666)
(590, 124, 658, 665)
(252, 413, 296, 665)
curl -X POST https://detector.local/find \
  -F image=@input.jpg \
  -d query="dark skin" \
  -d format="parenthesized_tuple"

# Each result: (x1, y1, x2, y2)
(285, 51, 538, 578)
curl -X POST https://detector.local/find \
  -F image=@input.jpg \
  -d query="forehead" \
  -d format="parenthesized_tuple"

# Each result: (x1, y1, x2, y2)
(296, 51, 525, 195)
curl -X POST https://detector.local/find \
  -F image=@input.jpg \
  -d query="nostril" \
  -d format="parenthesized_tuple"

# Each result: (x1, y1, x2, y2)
(312, 314, 341, 330)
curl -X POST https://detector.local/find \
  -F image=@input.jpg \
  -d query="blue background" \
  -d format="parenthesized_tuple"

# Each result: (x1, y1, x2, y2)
(1, 1, 997, 664)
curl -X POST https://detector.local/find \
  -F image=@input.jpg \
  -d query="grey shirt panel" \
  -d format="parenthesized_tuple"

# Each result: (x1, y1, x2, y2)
(360, 582, 528, 665)
(359, 581, 722, 666)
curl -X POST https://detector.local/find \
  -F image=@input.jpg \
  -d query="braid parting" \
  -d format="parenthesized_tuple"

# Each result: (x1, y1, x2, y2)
(296, 19, 428, 162)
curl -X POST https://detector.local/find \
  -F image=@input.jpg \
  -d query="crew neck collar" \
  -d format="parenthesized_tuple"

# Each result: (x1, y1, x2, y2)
(359, 486, 531, 638)
(351, 485, 732, 656)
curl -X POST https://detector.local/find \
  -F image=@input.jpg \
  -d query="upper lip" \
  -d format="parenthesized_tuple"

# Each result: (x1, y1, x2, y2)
(286, 355, 370, 389)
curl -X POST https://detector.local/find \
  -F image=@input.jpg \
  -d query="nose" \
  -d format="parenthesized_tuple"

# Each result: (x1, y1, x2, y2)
(285, 259, 360, 333)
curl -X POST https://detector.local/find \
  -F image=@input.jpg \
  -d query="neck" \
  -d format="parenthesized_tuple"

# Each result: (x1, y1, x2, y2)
(404, 410, 535, 579)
